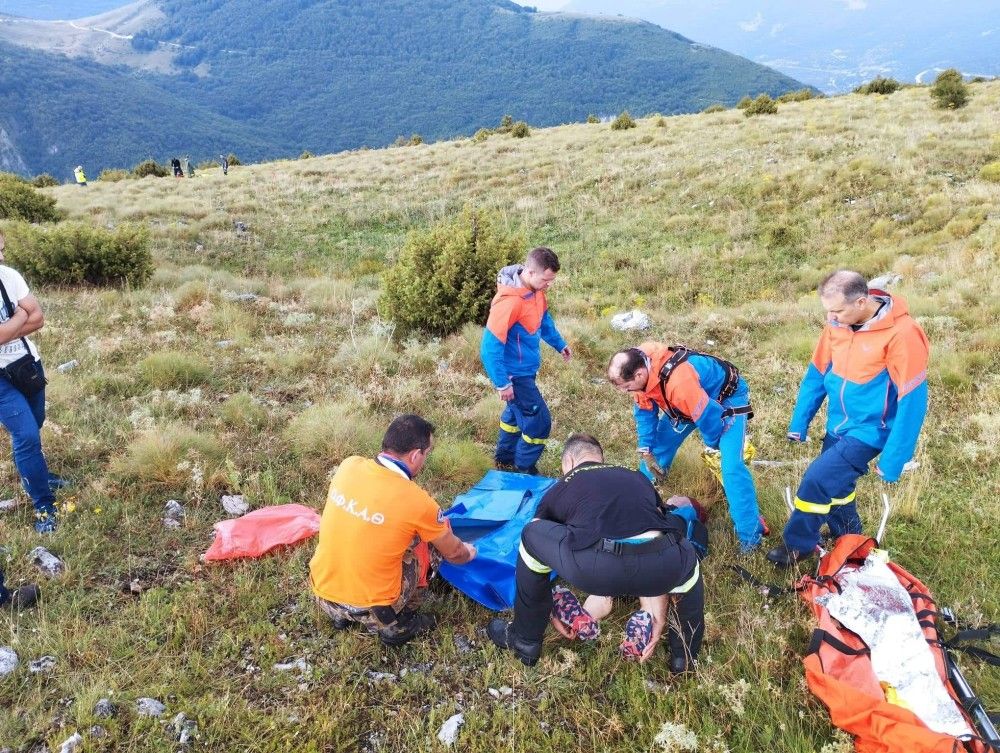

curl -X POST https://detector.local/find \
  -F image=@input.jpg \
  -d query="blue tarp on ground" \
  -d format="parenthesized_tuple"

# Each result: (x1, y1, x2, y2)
(438, 470, 557, 611)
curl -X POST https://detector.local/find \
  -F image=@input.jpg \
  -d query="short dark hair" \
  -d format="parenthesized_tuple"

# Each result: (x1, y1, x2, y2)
(609, 348, 646, 382)
(563, 433, 603, 460)
(526, 246, 560, 273)
(819, 270, 868, 301)
(382, 414, 435, 454)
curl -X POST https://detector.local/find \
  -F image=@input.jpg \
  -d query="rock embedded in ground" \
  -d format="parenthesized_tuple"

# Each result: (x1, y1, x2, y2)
(29, 655, 57, 673)
(163, 499, 185, 528)
(57, 733, 82, 753)
(136, 697, 166, 717)
(171, 712, 198, 744)
(0, 646, 18, 676)
(273, 658, 311, 673)
(30, 547, 65, 577)
(0, 497, 22, 512)
(93, 699, 115, 718)
(221, 494, 249, 517)
(89, 726, 107, 739)
(436, 713, 464, 747)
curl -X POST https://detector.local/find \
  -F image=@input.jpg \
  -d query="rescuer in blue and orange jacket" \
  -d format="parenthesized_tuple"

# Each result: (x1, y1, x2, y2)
(480, 247, 571, 474)
(767, 270, 930, 567)
(608, 343, 766, 552)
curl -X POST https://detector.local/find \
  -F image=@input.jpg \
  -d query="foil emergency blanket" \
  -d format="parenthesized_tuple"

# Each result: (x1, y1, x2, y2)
(816, 554, 973, 738)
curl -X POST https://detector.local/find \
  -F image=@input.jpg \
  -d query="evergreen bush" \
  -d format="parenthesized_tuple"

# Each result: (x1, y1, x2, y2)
(610, 110, 637, 130)
(226, 153, 242, 166)
(498, 114, 514, 133)
(702, 104, 725, 113)
(930, 68, 969, 109)
(299, 150, 314, 159)
(979, 162, 1000, 183)
(736, 96, 753, 109)
(586, 114, 600, 124)
(0, 175, 61, 222)
(854, 76, 901, 95)
(4, 222, 152, 286)
(776, 88, 816, 103)
(132, 159, 170, 178)
(99, 169, 130, 182)
(381, 207, 522, 337)
(744, 94, 778, 117)
(472, 128, 492, 143)
(31, 174, 59, 188)
(510, 121, 530, 138)
(409, 134, 423, 145)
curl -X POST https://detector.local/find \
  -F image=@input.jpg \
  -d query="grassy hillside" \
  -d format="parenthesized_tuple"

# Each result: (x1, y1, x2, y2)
(0, 82, 998, 751)
(0, 0, 806, 178)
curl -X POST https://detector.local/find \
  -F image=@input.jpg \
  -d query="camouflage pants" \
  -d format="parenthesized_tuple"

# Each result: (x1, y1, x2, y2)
(316, 546, 426, 639)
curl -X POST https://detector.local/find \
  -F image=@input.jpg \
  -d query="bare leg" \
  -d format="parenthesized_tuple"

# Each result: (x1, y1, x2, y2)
(582, 595, 613, 620)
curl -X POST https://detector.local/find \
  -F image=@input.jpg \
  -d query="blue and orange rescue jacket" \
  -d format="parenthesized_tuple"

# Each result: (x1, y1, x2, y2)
(480, 265, 567, 389)
(788, 291, 929, 482)
(632, 342, 745, 451)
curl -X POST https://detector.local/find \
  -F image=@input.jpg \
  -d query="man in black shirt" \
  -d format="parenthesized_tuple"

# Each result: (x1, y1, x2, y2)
(487, 434, 704, 671)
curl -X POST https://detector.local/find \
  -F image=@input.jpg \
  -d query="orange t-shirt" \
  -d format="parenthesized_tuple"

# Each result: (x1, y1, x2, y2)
(309, 456, 449, 607)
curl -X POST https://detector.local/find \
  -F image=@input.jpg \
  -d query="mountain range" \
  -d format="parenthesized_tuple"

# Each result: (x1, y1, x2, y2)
(0, 0, 805, 178)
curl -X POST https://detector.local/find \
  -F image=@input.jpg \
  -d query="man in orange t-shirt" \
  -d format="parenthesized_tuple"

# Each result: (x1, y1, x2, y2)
(309, 414, 476, 646)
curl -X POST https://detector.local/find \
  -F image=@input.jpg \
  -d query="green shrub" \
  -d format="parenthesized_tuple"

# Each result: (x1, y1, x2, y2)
(654, 116, 667, 127)
(220, 392, 268, 430)
(980, 162, 1000, 183)
(139, 351, 212, 389)
(610, 110, 637, 130)
(702, 104, 725, 113)
(299, 150, 314, 159)
(930, 68, 969, 109)
(284, 400, 381, 462)
(498, 114, 514, 133)
(99, 168, 130, 182)
(4, 222, 152, 286)
(586, 114, 600, 124)
(381, 207, 522, 337)
(736, 96, 753, 109)
(31, 173, 59, 188)
(226, 153, 242, 166)
(472, 128, 492, 143)
(409, 133, 423, 145)
(510, 121, 530, 138)
(854, 76, 901, 95)
(0, 175, 61, 222)
(776, 88, 816, 103)
(110, 424, 225, 490)
(744, 94, 778, 117)
(132, 159, 170, 178)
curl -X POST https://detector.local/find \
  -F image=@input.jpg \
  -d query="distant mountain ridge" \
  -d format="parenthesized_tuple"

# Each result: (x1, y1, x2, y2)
(0, 0, 806, 178)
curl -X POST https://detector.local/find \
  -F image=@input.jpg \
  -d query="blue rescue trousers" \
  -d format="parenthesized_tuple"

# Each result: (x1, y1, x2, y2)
(495, 375, 551, 471)
(639, 383, 763, 550)
(783, 434, 882, 554)
(0, 368, 56, 520)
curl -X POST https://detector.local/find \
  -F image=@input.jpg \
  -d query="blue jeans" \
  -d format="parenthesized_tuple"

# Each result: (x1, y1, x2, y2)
(495, 376, 551, 470)
(640, 384, 763, 549)
(0, 569, 8, 604)
(0, 367, 55, 516)
(783, 434, 881, 553)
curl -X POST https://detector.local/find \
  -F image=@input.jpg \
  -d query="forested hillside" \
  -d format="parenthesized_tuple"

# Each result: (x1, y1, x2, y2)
(0, 0, 805, 178)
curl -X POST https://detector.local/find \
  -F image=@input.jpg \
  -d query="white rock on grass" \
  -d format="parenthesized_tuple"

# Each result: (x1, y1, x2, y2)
(0, 646, 18, 676)
(273, 658, 311, 673)
(93, 698, 115, 717)
(30, 547, 65, 577)
(136, 697, 166, 717)
(0, 498, 22, 512)
(29, 655, 57, 673)
(610, 310, 652, 332)
(163, 499, 185, 528)
(57, 733, 82, 753)
(436, 713, 464, 747)
(221, 495, 249, 517)
(171, 713, 198, 745)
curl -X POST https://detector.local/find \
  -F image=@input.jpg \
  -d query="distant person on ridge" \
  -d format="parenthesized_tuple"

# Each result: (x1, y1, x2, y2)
(171, 157, 183, 178)
(73, 165, 87, 186)
(480, 246, 571, 475)
(220, 154, 229, 176)
(184, 156, 194, 178)
(309, 414, 476, 646)
(767, 270, 929, 567)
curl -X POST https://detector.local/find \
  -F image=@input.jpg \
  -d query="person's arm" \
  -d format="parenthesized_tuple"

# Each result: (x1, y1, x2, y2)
(539, 310, 569, 358)
(13, 294, 43, 336)
(429, 529, 476, 565)
(787, 330, 831, 441)
(668, 362, 724, 448)
(481, 298, 516, 393)
(876, 325, 930, 482)
(0, 306, 29, 347)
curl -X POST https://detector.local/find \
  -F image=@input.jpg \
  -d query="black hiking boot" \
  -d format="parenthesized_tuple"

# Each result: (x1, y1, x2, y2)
(378, 612, 437, 647)
(669, 655, 697, 675)
(765, 545, 814, 569)
(486, 618, 542, 667)
(514, 465, 540, 476)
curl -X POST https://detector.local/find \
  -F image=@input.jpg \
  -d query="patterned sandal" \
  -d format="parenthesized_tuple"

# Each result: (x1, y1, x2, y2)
(550, 585, 600, 641)
(619, 610, 653, 661)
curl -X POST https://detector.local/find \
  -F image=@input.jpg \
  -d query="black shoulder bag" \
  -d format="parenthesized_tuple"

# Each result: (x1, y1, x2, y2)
(0, 276, 47, 397)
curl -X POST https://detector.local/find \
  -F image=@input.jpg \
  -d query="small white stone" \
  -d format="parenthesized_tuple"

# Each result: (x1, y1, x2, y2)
(136, 697, 166, 717)
(436, 713, 464, 746)
(0, 646, 18, 676)
(221, 495, 249, 517)
(29, 655, 57, 673)
(57, 733, 82, 753)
